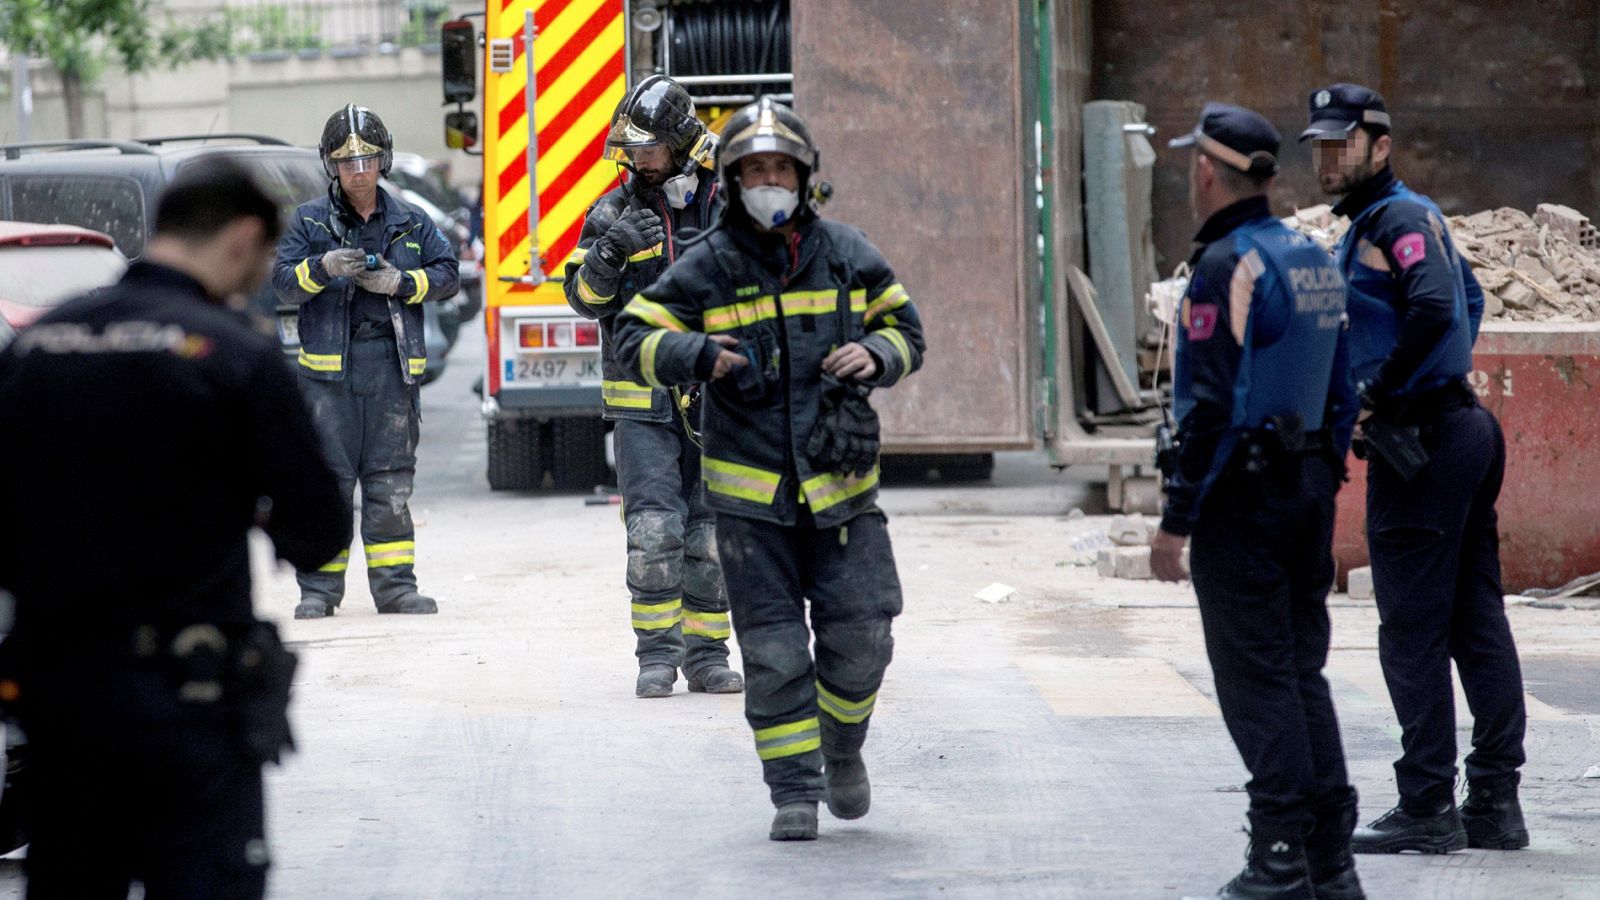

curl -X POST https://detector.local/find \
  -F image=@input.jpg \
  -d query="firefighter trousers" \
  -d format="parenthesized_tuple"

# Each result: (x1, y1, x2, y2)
(614, 417, 730, 676)
(295, 337, 423, 609)
(715, 507, 903, 807)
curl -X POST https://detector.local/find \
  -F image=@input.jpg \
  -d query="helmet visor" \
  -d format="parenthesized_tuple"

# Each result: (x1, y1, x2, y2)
(335, 156, 381, 174)
(603, 141, 671, 168)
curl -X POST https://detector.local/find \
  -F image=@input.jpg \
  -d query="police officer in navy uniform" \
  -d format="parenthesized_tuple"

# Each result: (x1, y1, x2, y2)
(1302, 83, 1529, 855)
(0, 159, 350, 899)
(564, 75, 742, 699)
(1153, 103, 1364, 900)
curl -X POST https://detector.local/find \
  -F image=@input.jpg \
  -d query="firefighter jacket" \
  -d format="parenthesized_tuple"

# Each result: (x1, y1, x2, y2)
(1162, 195, 1358, 537)
(613, 209, 926, 528)
(0, 262, 352, 632)
(272, 184, 459, 385)
(563, 167, 721, 422)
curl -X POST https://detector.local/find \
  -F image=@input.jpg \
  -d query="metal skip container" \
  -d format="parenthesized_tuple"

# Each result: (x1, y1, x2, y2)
(1332, 322, 1600, 594)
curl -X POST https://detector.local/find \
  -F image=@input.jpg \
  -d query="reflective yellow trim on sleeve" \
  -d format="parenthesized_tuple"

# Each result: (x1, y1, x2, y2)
(639, 329, 668, 387)
(702, 456, 782, 505)
(298, 349, 342, 372)
(316, 549, 350, 573)
(576, 271, 613, 306)
(627, 242, 664, 263)
(816, 681, 877, 724)
(682, 610, 732, 640)
(364, 540, 415, 568)
(878, 327, 914, 371)
(865, 283, 910, 323)
(753, 717, 822, 761)
(800, 465, 880, 514)
(602, 380, 655, 410)
(566, 246, 588, 267)
(624, 296, 690, 333)
(295, 258, 324, 294)
(406, 269, 429, 305)
(408, 357, 427, 376)
(631, 599, 683, 632)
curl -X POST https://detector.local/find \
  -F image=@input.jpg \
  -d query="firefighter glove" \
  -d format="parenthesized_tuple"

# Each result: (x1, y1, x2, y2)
(354, 256, 404, 295)
(321, 248, 368, 278)
(591, 209, 664, 274)
(807, 374, 880, 478)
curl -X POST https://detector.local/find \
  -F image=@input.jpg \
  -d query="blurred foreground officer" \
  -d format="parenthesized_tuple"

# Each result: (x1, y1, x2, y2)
(564, 75, 741, 698)
(1154, 103, 1363, 900)
(614, 98, 925, 841)
(0, 159, 350, 899)
(1304, 83, 1528, 854)
(274, 104, 459, 618)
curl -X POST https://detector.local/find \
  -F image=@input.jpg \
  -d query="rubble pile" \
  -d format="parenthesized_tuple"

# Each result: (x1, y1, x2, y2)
(1283, 203, 1600, 323)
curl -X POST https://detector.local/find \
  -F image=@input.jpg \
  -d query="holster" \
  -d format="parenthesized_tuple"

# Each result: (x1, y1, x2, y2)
(227, 622, 298, 766)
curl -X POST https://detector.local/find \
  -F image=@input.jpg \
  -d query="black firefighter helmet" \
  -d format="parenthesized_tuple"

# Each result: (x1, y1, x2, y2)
(716, 96, 821, 208)
(319, 104, 393, 180)
(604, 75, 714, 173)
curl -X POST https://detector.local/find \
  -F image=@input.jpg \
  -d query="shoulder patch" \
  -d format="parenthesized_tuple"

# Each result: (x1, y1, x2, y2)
(1392, 232, 1427, 270)
(1185, 302, 1219, 341)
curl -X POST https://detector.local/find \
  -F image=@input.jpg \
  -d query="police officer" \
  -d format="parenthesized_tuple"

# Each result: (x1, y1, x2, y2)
(0, 159, 350, 898)
(1153, 103, 1364, 900)
(274, 104, 460, 619)
(1302, 83, 1529, 854)
(564, 75, 742, 699)
(613, 98, 925, 841)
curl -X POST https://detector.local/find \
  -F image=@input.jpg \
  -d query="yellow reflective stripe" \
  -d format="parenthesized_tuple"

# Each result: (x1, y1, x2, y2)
(317, 549, 350, 573)
(628, 242, 664, 263)
(576, 271, 613, 305)
(640, 329, 668, 387)
(298, 349, 342, 372)
(408, 357, 427, 376)
(865, 283, 910, 323)
(878, 327, 913, 371)
(780, 288, 866, 318)
(801, 465, 880, 513)
(406, 269, 428, 305)
(682, 610, 732, 640)
(704, 295, 778, 333)
(601, 380, 654, 410)
(754, 717, 822, 761)
(624, 296, 690, 333)
(295, 258, 324, 294)
(631, 599, 683, 631)
(566, 246, 588, 266)
(364, 540, 415, 568)
(703, 457, 782, 505)
(816, 681, 877, 724)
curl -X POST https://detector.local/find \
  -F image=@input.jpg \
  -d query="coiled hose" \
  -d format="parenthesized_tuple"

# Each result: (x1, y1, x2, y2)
(668, 0, 791, 99)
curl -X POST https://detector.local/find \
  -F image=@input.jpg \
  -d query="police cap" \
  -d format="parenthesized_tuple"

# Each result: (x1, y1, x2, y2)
(1299, 83, 1392, 142)
(1168, 102, 1280, 177)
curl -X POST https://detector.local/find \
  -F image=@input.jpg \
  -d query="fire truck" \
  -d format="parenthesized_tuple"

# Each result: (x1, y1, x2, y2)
(440, 0, 1162, 506)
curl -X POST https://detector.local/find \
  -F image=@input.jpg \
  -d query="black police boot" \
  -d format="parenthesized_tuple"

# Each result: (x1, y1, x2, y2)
(769, 801, 819, 841)
(376, 593, 438, 615)
(685, 664, 744, 694)
(1305, 791, 1365, 900)
(635, 664, 676, 699)
(1351, 785, 1467, 854)
(1461, 772, 1529, 850)
(824, 752, 871, 820)
(1184, 828, 1314, 900)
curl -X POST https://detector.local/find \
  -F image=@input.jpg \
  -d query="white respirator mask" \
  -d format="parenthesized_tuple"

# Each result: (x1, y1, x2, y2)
(740, 184, 800, 229)
(661, 173, 698, 209)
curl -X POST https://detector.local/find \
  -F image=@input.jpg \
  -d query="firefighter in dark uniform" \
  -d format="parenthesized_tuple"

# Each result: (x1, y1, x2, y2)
(563, 75, 742, 699)
(614, 98, 926, 841)
(1152, 104, 1364, 900)
(1302, 83, 1529, 854)
(274, 104, 460, 619)
(0, 159, 350, 899)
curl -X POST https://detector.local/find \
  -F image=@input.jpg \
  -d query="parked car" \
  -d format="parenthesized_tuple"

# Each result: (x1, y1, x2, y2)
(0, 136, 474, 382)
(0, 221, 126, 349)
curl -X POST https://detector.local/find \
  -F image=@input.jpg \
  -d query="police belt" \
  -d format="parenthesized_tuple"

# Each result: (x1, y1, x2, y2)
(1380, 377, 1475, 427)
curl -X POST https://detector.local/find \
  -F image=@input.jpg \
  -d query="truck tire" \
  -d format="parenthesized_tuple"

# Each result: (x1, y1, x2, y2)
(550, 416, 612, 491)
(487, 418, 544, 491)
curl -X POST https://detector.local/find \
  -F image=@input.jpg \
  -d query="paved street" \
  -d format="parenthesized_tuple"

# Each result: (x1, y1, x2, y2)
(5, 322, 1598, 899)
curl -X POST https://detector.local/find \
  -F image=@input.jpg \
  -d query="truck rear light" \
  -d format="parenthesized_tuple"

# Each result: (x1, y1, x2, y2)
(550, 322, 575, 348)
(575, 322, 600, 346)
(518, 321, 545, 348)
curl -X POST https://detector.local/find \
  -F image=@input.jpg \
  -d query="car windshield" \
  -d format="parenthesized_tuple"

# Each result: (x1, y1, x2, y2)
(5, 175, 147, 257)
(0, 243, 126, 307)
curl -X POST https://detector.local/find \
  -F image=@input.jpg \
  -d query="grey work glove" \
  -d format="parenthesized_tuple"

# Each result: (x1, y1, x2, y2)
(589, 208, 664, 275)
(806, 374, 880, 478)
(354, 256, 404, 296)
(321, 248, 367, 278)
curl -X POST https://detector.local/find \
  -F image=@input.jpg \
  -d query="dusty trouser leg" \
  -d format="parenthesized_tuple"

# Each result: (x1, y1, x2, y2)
(294, 373, 359, 612)
(808, 510, 901, 761)
(615, 420, 690, 675)
(716, 514, 824, 808)
(349, 339, 425, 609)
(678, 426, 732, 678)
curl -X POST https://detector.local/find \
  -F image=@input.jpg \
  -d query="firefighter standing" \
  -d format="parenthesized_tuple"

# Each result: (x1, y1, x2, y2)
(1303, 84, 1529, 854)
(0, 159, 350, 898)
(1152, 104, 1364, 900)
(614, 98, 926, 841)
(274, 104, 460, 619)
(564, 75, 742, 698)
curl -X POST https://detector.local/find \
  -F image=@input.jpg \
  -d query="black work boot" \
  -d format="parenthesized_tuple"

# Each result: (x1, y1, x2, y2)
(824, 752, 871, 820)
(685, 664, 744, 694)
(769, 801, 819, 841)
(294, 598, 333, 619)
(376, 593, 438, 614)
(1461, 772, 1529, 850)
(635, 664, 676, 699)
(1184, 828, 1314, 899)
(1305, 791, 1365, 900)
(1351, 786, 1467, 854)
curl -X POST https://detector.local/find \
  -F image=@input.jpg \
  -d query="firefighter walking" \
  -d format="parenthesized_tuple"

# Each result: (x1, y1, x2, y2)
(564, 75, 741, 698)
(614, 98, 926, 840)
(273, 104, 460, 619)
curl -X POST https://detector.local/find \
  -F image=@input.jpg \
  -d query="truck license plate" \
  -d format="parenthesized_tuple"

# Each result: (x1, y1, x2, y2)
(505, 354, 600, 385)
